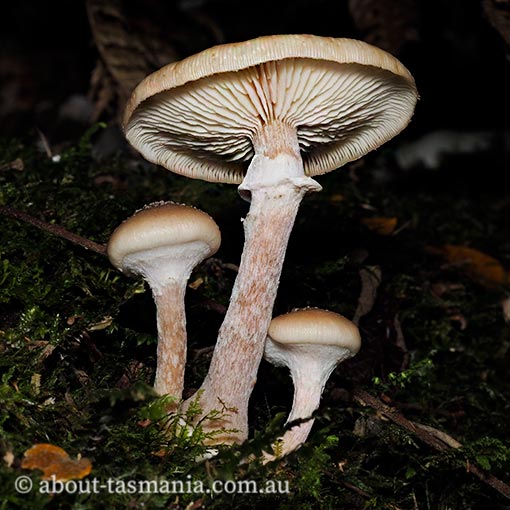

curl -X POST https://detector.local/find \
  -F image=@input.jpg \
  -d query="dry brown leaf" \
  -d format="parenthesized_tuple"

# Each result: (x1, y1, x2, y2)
(188, 277, 204, 290)
(330, 193, 345, 203)
(184, 498, 205, 510)
(501, 296, 510, 323)
(88, 60, 116, 122)
(0, 158, 24, 172)
(3, 450, 14, 468)
(21, 444, 92, 481)
(430, 281, 465, 298)
(353, 265, 382, 325)
(361, 217, 398, 235)
(427, 244, 508, 287)
(448, 312, 468, 331)
(86, 0, 177, 120)
(86, 0, 154, 100)
(483, 0, 510, 48)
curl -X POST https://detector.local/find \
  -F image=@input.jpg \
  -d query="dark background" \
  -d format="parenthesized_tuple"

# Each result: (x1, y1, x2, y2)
(1, 0, 510, 142)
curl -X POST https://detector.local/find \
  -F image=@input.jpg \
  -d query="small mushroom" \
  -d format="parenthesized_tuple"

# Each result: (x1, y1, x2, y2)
(263, 308, 361, 458)
(123, 34, 417, 441)
(107, 202, 221, 399)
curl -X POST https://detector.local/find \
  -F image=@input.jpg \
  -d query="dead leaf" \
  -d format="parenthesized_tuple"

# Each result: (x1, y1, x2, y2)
(74, 369, 91, 386)
(21, 444, 92, 481)
(393, 315, 409, 370)
(66, 315, 80, 326)
(0, 157, 24, 172)
(361, 217, 398, 235)
(188, 277, 204, 290)
(483, 0, 510, 49)
(448, 312, 468, 330)
(502, 296, 510, 323)
(427, 244, 508, 287)
(3, 451, 14, 468)
(87, 316, 113, 331)
(86, 0, 154, 100)
(353, 265, 382, 325)
(330, 193, 345, 203)
(430, 281, 465, 298)
(185, 498, 205, 510)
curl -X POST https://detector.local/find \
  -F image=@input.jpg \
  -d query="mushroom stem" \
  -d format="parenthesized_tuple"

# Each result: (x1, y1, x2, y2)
(265, 344, 353, 460)
(189, 122, 321, 442)
(143, 248, 208, 401)
(153, 280, 188, 399)
(278, 357, 335, 455)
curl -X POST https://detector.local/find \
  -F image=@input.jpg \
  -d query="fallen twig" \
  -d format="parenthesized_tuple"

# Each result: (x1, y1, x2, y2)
(0, 205, 107, 256)
(352, 387, 510, 499)
(412, 422, 462, 449)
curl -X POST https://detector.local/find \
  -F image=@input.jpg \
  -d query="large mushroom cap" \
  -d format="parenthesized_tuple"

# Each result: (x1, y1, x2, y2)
(107, 201, 221, 272)
(124, 34, 418, 184)
(267, 308, 361, 354)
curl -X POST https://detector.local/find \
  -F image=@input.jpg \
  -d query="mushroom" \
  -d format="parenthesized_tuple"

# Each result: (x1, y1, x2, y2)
(123, 34, 417, 442)
(107, 202, 221, 400)
(263, 308, 361, 458)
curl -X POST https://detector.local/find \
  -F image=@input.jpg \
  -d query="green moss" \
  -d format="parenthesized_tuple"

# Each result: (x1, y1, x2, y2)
(1, 128, 510, 509)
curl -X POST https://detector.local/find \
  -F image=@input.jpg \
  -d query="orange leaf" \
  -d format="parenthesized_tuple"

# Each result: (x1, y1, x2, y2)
(361, 216, 398, 235)
(330, 193, 345, 203)
(21, 443, 92, 481)
(427, 244, 508, 287)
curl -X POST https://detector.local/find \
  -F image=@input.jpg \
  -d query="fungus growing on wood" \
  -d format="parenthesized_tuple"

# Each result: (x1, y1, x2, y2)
(123, 34, 417, 442)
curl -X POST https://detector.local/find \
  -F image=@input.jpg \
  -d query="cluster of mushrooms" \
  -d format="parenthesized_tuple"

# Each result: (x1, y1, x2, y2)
(106, 34, 418, 459)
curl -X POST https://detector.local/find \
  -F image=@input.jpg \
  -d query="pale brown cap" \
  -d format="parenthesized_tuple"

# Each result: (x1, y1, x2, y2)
(124, 34, 418, 184)
(107, 201, 221, 272)
(268, 308, 361, 355)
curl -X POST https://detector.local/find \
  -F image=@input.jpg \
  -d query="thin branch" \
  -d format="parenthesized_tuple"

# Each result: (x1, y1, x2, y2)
(412, 422, 462, 449)
(0, 205, 107, 256)
(353, 387, 447, 450)
(352, 387, 510, 500)
(341, 480, 372, 500)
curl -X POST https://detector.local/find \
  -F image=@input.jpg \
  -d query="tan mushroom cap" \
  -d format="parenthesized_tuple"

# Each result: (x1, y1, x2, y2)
(124, 34, 418, 184)
(107, 201, 221, 271)
(268, 308, 361, 355)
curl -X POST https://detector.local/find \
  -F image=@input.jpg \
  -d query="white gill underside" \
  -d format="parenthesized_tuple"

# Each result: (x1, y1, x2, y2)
(128, 58, 416, 182)
(122, 241, 211, 294)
